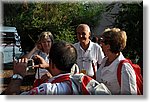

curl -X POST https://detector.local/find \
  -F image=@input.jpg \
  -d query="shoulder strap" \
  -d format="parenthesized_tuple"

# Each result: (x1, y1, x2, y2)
(117, 59, 130, 86)
(81, 75, 92, 95)
(92, 61, 96, 80)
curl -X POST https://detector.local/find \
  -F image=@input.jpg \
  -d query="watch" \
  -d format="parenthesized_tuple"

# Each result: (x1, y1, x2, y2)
(12, 74, 23, 80)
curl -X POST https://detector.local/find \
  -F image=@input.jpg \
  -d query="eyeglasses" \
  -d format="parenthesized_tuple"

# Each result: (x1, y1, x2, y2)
(99, 37, 105, 43)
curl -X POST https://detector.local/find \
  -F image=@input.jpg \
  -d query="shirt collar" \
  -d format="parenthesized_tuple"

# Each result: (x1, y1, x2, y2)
(79, 40, 93, 51)
(104, 52, 125, 72)
(87, 40, 93, 51)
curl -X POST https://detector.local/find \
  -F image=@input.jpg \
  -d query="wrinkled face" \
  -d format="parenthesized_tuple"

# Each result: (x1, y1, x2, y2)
(40, 37, 52, 52)
(76, 26, 90, 43)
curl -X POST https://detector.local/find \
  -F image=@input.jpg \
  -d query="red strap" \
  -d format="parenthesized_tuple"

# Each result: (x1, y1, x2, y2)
(33, 79, 45, 88)
(81, 75, 92, 95)
(92, 61, 96, 80)
(117, 59, 129, 86)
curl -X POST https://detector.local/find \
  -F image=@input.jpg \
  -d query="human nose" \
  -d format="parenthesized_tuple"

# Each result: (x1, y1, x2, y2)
(44, 41, 50, 45)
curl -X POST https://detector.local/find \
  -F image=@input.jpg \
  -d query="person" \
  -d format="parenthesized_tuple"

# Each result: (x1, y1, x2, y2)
(74, 24, 104, 78)
(3, 41, 110, 95)
(92, 36, 99, 44)
(22, 31, 54, 87)
(96, 28, 137, 95)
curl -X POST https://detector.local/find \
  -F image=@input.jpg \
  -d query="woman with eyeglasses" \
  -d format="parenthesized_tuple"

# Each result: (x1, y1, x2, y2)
(96, 28, 137, 95)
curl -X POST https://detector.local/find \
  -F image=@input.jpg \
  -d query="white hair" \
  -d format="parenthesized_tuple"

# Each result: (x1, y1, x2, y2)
(77, 24, 91, 33)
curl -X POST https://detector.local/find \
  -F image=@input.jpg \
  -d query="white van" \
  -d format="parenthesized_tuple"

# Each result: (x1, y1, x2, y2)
(0, 26, 22, 64)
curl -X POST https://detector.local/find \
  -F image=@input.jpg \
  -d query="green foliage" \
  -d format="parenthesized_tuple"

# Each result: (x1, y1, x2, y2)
(55, 27, 75, 43)
(106, 2, 143, 67)
(3, 2, 105, 51)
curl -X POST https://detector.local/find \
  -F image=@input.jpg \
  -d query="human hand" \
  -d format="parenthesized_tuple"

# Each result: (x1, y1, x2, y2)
(35, 43, 42, 51)
(13, 58, 28, 77)
(33, 55, 49, 69)
(33, 45, 39, 51)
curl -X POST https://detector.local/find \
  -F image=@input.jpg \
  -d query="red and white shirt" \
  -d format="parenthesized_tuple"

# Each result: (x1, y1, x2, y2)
(21, 73, 73, 95)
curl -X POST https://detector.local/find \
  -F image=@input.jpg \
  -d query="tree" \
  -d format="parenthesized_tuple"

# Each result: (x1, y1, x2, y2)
(3, 2, 105, 51)
(106, 2, 143, 68)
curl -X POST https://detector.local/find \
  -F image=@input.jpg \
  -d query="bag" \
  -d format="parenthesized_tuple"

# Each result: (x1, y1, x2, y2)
(51, 73, 111, 95)
(117, 59, 143, 95)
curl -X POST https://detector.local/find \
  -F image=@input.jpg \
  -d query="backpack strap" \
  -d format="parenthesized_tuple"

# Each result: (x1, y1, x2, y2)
(92, 61, 96, 80)
(81, 75, 92, 95)
(117, 59, 143, 95)
(117, 59, 130, 86)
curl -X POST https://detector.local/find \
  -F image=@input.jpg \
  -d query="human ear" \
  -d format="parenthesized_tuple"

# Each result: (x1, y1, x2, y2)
(89, 32, 91, 39)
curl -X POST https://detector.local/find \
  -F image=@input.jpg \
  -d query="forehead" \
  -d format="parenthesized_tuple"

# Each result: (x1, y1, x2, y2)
(76, 25, 90, 32)
(40, 37, 51, 42)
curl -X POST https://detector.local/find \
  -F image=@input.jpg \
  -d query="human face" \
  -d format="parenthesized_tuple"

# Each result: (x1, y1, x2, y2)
(99, 38, 109, 56)
(76, 26, 90, 44)
(40, 37, 52, 53)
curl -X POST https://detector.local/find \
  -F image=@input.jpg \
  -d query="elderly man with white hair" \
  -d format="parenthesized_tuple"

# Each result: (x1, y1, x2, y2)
(74, 24, 104, 78)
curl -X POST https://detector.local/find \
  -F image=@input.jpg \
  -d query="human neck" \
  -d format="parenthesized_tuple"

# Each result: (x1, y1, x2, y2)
(105, 52, 120, 66)
(43, 49, 50, 55)
(80, 40, 90, 51)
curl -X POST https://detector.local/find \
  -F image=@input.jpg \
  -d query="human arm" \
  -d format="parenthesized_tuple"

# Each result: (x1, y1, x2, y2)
(3, 56, 51, 95)
(3, 79, 23, 95)
(33, 55, 49, 69)
(22, 43, 41, 59)
(3, 58, 28, 95)
(121, 63, 137, 95)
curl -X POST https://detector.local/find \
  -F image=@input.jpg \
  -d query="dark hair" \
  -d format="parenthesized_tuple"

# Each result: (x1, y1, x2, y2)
(49, 41, 77, 72)
(92, 36, 99, 43)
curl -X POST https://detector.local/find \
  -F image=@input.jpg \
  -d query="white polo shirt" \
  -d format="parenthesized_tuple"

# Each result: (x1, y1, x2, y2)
(74, 41, 104, 77)
(96, 52, 137, 95)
